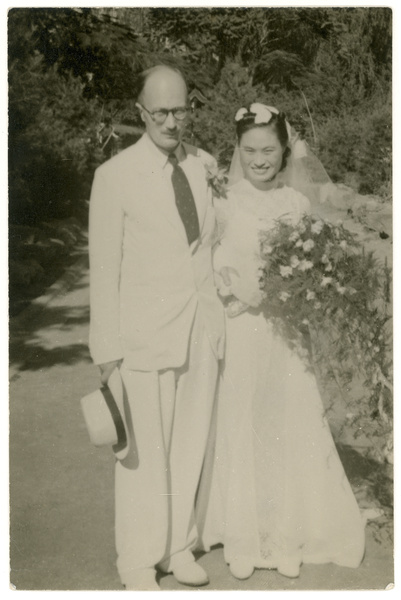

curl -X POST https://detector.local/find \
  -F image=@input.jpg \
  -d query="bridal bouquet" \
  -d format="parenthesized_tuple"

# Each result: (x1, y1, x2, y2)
(258, 214, 392, 457)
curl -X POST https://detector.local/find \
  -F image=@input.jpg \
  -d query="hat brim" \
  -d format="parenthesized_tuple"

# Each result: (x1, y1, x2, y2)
(80, 367, 130, 461)
(103, 367, 130, 460)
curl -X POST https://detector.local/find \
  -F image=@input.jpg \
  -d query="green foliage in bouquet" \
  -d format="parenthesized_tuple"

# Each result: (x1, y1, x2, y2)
(259, 214, 392, 460)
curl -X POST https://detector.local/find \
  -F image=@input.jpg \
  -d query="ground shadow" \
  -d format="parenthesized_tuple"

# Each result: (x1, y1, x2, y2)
(9, 261, 91, 372)
(337, 442, 393, 510)
(9, 230, 89, 317)
(336, 442, 393, 546)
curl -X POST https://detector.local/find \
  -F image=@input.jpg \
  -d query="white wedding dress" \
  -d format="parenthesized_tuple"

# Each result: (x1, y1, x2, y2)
(197, 178, 365, 574)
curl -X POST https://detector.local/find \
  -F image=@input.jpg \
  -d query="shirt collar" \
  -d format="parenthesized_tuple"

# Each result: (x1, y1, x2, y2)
(143, 132, 186, 169)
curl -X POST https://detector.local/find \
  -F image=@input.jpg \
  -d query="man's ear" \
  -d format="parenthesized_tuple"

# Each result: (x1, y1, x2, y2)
(135, 102, 145, 123)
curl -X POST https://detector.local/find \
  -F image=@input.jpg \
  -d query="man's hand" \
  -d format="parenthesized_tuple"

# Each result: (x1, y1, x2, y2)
(99, 359, 123, 386)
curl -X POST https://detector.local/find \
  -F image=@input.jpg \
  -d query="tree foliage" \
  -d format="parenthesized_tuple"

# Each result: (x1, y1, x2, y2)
(8, 6, 392, 227)
(146, 6, 391, 192)
(8, 7, 149, 224)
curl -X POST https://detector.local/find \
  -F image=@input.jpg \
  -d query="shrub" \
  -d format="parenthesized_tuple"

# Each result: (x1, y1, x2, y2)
(188, 64, 392, 202)
(188, 63, 271, 168)
(9, 55, 103, 225)
(357, 104, 392, 196)
(317, 100, 391, 195)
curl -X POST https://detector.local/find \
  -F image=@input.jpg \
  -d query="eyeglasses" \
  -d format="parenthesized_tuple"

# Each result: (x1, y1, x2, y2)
(138, 104, 188, 124)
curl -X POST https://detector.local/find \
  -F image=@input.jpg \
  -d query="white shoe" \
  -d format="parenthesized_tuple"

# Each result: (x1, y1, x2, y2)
(123, 568, 160, 591)
(277, 556, 301, 578)
(173, 562, 209, 587)
(229, 558, 254, 580)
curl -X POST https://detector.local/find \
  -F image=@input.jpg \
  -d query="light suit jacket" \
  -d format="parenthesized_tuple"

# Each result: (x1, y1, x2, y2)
(89, 133, 225, 371)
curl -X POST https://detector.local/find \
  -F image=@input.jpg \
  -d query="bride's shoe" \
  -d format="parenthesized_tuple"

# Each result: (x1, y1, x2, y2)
(277, 556, 301, 578)
(229, 558, 254, 580)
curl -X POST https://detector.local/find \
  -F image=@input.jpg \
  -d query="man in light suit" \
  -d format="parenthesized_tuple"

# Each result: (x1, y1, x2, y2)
(88, 65, 225, 590)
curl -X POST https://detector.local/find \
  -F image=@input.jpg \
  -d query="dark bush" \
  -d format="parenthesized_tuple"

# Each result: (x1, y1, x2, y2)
(9, 55, 103, 226)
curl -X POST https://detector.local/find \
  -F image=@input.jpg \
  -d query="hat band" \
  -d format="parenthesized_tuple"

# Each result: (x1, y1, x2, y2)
(101, 385, 127, 453)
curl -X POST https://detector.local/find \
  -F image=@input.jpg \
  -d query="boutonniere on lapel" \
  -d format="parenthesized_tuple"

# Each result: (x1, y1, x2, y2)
(204, 163, 228, 199)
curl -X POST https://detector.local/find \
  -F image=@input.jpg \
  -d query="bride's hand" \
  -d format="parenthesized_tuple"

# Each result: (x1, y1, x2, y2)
(220, 266, 239, 287)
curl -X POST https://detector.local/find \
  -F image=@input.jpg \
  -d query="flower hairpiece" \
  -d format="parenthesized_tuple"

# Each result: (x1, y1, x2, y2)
(235, 103, 279, 125)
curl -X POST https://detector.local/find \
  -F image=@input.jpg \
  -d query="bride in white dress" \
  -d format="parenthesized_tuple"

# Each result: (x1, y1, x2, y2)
(197, 104, 365, 580)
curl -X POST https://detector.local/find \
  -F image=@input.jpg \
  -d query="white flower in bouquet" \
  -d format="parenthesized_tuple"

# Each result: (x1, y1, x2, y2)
(289, 231, 300, 242)
(257, 212, 392, 460)
(298, 259, 313, 271)
(279, 291, 291, 302)
(302, 239, 315, 252)
(279, 265, 293, 278)
(335, 283, 346, 294)
(311, 220, 324, 235)
(321, 276, 333, 287)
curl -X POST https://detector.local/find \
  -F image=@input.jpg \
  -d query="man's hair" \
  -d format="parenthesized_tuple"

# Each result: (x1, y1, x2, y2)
(136, 64, 188, 102)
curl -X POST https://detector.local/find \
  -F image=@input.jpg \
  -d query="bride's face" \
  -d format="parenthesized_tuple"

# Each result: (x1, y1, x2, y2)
(239, 126, 285, 189)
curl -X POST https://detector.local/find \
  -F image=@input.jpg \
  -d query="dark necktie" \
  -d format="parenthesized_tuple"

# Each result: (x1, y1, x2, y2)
(168, 154, 200, 246)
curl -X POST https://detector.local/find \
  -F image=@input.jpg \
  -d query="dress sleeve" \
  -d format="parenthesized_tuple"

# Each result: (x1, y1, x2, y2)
(213, 198, 265, 307)
(213, 197, 232, 241)
(212, 197, 236, 297)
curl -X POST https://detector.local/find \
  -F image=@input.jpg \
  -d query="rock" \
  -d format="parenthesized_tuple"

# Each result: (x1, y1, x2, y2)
(321, 183, 355, 210)
(361, 507, 385, 524)
(366, 199, 381, 212)
(343, 171, 362, 190)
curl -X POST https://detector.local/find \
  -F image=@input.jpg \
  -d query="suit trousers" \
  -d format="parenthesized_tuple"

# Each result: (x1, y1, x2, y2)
(115, 310, 219, 585)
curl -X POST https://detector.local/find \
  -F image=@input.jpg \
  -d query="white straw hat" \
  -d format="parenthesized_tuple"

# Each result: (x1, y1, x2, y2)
(80, 367, 129, 460)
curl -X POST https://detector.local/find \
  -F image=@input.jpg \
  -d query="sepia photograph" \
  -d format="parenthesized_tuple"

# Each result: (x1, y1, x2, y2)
(7, 2, 394, 593)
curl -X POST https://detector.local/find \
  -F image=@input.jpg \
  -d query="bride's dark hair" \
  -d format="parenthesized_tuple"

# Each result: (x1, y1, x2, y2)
(236, 111, 291, 171)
